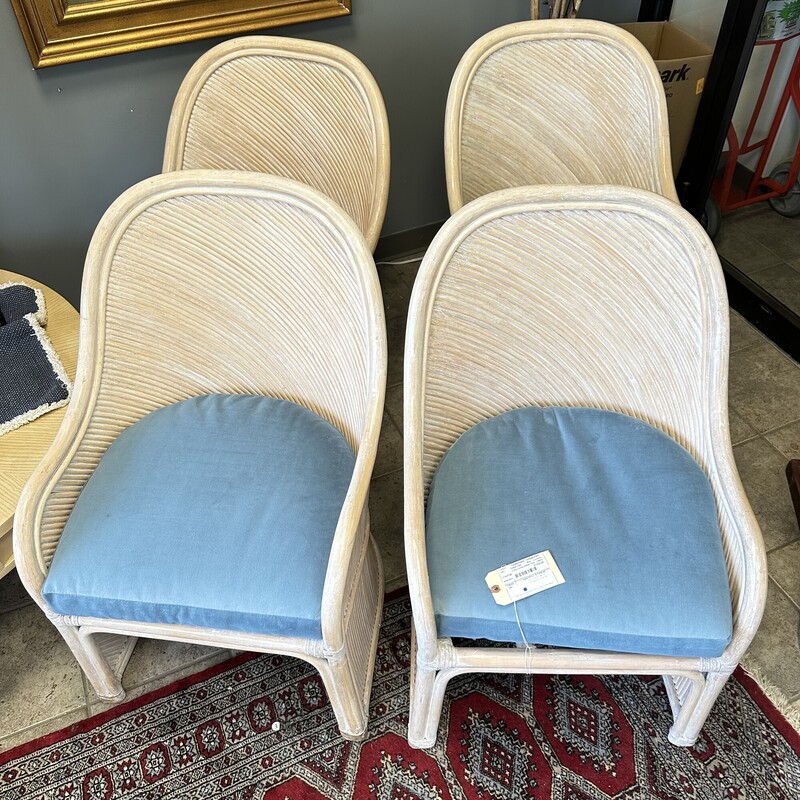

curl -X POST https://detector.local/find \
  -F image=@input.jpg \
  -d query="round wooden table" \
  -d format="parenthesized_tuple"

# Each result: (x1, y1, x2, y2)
(0, 270, 79, 579)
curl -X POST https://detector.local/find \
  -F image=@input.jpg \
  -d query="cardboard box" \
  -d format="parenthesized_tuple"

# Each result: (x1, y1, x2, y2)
(619, 22, 713, 175)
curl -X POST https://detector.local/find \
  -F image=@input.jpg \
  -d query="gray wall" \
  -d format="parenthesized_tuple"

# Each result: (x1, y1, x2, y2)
(0, 0, 638, 307)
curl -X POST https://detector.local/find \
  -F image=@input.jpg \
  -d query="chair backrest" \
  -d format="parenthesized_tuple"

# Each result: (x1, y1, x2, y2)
(445, 20, 677, 212)
(163, 36, 390, 251)
(406, 185, 727, 494)
(36, 172, 385, 568)
(404, 187, 769, 660)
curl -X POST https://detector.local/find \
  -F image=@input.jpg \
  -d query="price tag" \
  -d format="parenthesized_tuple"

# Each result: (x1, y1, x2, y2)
(485, 550, 565, 606)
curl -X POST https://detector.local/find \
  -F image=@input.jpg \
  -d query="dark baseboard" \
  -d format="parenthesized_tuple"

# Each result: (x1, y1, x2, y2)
(788, 460, 800, 527)
(723, 256, 800, 362)
(374, 220, 444, 262)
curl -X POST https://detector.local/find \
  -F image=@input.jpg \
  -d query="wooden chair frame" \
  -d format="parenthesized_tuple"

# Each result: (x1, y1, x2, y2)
(404, 185, 767, 748)
(163, 36, 390, 251)
(14, 171, 387, 740)
(445, 20, 679, 213)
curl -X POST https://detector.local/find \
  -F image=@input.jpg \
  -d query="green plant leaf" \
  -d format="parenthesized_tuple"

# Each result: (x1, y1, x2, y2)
(778, 0, 800, 24)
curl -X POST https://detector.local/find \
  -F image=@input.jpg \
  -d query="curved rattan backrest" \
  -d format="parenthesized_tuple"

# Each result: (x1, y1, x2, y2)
(163, 36, 390, 251)
(445, 20, 677, 212)
(407, 185, 726, 494)
(36, 171, 385, 569)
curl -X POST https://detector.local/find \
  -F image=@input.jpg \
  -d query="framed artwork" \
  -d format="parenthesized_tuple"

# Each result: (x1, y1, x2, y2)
(11, 0, 351, 68)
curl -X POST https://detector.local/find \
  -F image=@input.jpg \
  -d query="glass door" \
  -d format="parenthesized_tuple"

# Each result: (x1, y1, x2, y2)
(676, 0, 800, 359)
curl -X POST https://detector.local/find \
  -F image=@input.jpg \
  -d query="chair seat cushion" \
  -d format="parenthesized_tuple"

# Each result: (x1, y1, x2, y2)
(43, 394, 355, 640)
(425, 406, 732, 657)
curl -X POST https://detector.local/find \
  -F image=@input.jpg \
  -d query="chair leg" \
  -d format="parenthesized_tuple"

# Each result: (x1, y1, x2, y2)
(408, 626, 450, 749)
(56, 623, 126, 702)
(317, 657, 370, 741)
(667, 670, 732, 746)
(408, 663, 443, 748)
(318, 536, 384, 741)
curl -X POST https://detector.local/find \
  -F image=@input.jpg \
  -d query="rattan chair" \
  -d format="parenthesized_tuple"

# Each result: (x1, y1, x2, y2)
(163, 36, 390, 251)
(404, 185, 766, 749)
(14, 171, 387, 740)
(445, 20, 678, 213)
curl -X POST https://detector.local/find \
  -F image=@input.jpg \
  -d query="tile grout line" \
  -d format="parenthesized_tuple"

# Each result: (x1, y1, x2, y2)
(0, 705, 87, 747)
(384, 404, 403, 436)
(760, 418, 800, 438)
(759, 238, 800, 264)
(86, 652, 237, 715)
(769, 575, 800, 614)
(125, 651, 235, 694)
(384, 403, 403, 433)
(731, 434, 760, 447)
(730, 419, 800, 448)
(0, 600, 35, 616)
(372, 466, 402, 482)
(729, 342, 763, 355)
(731, 336, 800, 366)
(740, 261, 787, 277)
(81, 672, 93, 715)
(766, 536, 800, 556)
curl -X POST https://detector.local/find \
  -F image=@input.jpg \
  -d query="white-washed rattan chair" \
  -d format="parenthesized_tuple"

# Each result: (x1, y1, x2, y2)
(404, 185, 766, 749)
(14, 171, 386, 740)
(445, 20, 678, 213)
(163, 36, 390, 251)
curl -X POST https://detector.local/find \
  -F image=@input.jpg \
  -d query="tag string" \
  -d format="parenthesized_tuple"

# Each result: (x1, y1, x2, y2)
(513, 600, 533, 651)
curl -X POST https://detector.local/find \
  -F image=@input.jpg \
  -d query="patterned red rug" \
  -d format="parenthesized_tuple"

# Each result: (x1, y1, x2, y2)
(2, 592, 799, 799)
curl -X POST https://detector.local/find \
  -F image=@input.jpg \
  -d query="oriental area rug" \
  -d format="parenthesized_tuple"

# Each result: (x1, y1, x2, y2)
(2, 592, 799, 799)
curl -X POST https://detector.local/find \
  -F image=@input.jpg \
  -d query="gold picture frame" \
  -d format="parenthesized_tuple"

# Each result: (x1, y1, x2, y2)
(11, 0, 352, 68)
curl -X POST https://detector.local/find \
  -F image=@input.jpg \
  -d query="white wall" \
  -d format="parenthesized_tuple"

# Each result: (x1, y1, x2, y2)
(670, 0, 726, 45)
(1, 1, 533, 306)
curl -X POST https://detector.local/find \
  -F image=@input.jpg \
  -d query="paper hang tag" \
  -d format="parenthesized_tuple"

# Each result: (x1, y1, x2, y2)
(485, 550, 565, 606)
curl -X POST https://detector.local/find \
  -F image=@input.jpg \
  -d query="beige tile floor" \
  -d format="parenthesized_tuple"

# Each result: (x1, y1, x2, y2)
(1, 255, 799, 754)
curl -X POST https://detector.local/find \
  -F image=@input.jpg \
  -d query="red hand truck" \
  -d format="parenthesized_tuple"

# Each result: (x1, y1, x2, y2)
(705, 30, 800, 237)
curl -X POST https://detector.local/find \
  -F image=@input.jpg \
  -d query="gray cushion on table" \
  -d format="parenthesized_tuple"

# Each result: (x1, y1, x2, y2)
(0, 316, 70, 432)
(0, 282, 44, 325)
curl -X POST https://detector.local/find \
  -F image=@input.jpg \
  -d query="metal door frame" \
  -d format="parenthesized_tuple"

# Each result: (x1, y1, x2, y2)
(676, 0, 800, 360)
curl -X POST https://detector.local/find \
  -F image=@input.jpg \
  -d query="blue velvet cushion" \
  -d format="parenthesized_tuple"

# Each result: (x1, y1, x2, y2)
(43, 395, 355, 639)
(425, 406, 732, 657)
